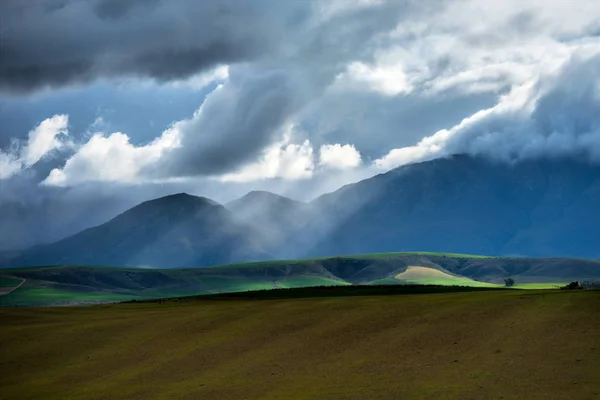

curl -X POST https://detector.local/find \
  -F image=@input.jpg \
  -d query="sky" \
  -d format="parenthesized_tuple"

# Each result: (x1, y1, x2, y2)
(1, 0, 600, 249)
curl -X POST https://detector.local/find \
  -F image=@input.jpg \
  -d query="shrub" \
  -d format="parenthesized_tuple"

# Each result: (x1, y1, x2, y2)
(560, 281, 583, 290)
(504, 278, 515, 287)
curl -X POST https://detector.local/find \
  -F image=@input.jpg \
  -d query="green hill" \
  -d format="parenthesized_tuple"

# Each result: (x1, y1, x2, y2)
(1, 252, 598, 307)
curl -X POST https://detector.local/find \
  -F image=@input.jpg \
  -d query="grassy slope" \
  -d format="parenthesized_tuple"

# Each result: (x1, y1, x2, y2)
(207, 251, 492, 269)
(0, 290, 598, 400)
(0, 275, 22, 287)
(1, 252, 596, 307)
(513, 282, 567, 289)
(197, 276, 275, 293)
(367, 266, 499, 287)
(277, 276, 350, 288)
(0, 287, 141, 307)
(394, 266, 501, 287)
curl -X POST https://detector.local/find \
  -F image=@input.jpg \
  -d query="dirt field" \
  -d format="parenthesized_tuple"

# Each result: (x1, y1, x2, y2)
(0, 290, 599, 400)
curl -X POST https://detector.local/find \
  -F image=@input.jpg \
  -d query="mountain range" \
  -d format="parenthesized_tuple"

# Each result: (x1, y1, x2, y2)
(3, 155, 600, 268)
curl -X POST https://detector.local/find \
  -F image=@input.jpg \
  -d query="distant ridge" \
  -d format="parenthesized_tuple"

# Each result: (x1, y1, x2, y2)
(5, 193, 270, 268)
(2, 155, 600, 268)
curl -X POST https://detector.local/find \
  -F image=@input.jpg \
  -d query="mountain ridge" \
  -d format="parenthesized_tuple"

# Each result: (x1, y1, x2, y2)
(3, 155, 600, 268)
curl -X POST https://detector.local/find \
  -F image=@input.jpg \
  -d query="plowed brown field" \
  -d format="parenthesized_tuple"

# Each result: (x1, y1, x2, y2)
(0, 290, 599, 400)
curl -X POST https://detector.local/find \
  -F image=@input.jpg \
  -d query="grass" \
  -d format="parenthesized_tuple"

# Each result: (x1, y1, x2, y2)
(206, 251, 493, 270)
(344, 251, 493, 259)
(366, 266, 502, 288)
(394, 266, 469, 280)
(0, 287, 141, 307)
(0, 253, 591, 307)
(399, 278, 500, 287)
(198, 276, 276, 293)
(366, 277, 404, 285)
(512, 282, 567, 289)
(0, 275, 22, 287)
(277, 276, 350, 288)
(0, 289, 598, 400)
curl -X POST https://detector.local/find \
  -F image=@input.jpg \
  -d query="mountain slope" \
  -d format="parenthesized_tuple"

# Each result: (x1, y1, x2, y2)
(8, 193, 270, 268)
(4, 155, 600, 269)
(226, 191, 313, 258)
(308, 155, 600, 258)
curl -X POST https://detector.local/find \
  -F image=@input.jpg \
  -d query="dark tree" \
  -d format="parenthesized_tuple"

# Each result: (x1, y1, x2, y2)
(504, 278, 515, 287)
(560, 281, 583, 290)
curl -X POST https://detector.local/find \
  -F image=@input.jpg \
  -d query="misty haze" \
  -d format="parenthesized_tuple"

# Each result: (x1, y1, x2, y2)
(0, 0, 599, 399)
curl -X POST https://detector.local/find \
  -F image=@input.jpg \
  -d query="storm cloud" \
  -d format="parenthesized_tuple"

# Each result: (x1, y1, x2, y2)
(375, 51, 600, 169)
(0, 0, 295, 93)
(2, 0, 600, 251)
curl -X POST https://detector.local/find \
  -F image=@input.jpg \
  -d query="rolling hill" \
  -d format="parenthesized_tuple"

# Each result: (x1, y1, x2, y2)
(2, 252, 599, 307)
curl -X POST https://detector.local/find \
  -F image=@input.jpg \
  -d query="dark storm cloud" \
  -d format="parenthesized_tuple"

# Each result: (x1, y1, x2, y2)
(305, 90, 499, 160)
(425, 53, 600, 164)
(93, 0, 159, 20)
(147, 66, 308, 177)
(35, 0, 432, 180)
(370, 50, 600, 170)
(157, 1, 441, 176)
(0, 0, 295, 93)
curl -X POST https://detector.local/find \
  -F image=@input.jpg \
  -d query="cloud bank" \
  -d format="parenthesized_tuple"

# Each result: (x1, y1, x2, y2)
(2, 0, 600, 251)
(0, 0, 294, 93)
(375, 50, 600, 169)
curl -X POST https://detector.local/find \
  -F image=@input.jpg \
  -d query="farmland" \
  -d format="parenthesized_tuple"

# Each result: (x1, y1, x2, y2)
(0, 288, 598, 400)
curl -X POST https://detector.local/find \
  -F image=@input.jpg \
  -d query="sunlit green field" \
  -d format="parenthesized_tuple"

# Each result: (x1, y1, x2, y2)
(0, 251, 594, 307)
(0, 289, 598, 400)
(512, 283, 567, 289)
(0, 287, 142, 307)
(0, 275, 22, 287)
(277, 276, 350, 288)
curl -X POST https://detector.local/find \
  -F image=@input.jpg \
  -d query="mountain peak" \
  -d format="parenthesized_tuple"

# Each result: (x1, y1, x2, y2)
(143, 193, 219, 207)
(245, 190, 292, 200)
(228, 191, 304, 208)
(123, 193, 222, 219)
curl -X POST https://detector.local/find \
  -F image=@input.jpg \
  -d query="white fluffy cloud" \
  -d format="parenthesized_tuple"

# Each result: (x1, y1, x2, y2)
(22, 114, 69, 165)
(0, 114, 69, 179)
(221, 140, 364, 182)
(328, 0, 599, 98)
(220, 137, 315, 182)
(0, 153, 21, 180)
(43, 128, 180, 186)
(319, 144, 362, 169)
(335, 61, 411, 96)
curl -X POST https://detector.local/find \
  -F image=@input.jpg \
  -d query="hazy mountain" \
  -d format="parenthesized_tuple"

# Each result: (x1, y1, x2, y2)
(226, 191, 313, 258)
(309, 155, 600, 259)
(227, 190, 311, 230)
(8, 193, 270, 268)
(4, 155, 600, 269)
